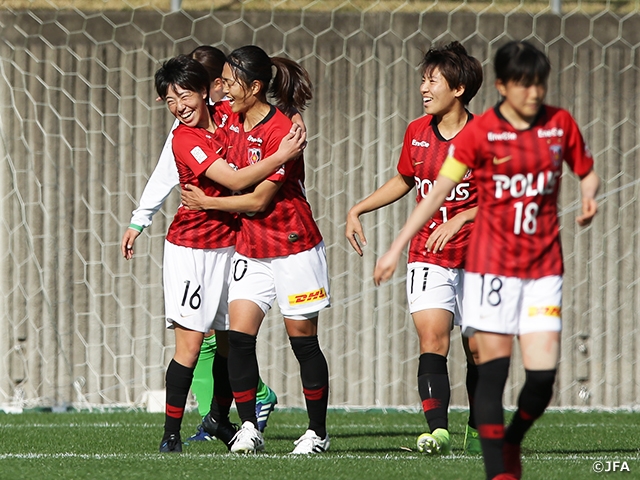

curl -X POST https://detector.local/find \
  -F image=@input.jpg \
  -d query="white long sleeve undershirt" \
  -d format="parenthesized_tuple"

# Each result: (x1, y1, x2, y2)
(129, 118, 180, 229)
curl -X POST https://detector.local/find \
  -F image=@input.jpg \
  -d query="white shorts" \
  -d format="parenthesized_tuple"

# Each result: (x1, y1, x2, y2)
(406, 262, 464, 325)
(462, 273, 562, 336)
(228, 242, 331, 320)
(163, 240, 232, 332)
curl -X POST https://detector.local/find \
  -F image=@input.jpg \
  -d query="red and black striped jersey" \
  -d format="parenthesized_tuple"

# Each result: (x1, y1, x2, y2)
(448, 104, 594, 278)
(397, 114, 477, 268)
(225, 106, 322, 258)
(166, 121, 237, 249)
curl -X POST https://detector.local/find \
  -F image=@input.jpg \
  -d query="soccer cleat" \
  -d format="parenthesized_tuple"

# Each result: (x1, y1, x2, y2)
(255, 385, 278, 432)
(463, 425, 482, 455)
(416, 428, 451, 455)
(229, 421, 265, 454)
(503, 442, 522, 479)
(492, 475, 518, 480)
(291, 429, 331, 454)
(186, 423, 214, 442)
(201, 413, 238, 450)
(159, 433, 182, 453)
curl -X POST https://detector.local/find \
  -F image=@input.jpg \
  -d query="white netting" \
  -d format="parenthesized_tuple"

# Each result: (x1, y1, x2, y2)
(0, 0, 638, 411)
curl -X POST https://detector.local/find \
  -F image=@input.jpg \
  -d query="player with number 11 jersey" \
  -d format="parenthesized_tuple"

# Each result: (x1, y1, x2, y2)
(397, 114, 477, 268)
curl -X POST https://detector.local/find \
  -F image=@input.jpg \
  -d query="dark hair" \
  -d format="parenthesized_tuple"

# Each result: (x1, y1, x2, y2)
(189, 45, 227, 83)
(154, 55, 210, 100)
(226, 45, 273, 99)
(421, 41, 483, 105)
(494, 40, 551, 87)
(270, 57, 313, 116)
(226, 45, 313, 115)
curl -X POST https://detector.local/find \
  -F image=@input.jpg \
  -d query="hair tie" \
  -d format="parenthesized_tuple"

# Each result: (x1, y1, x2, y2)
(228, 58, 257, 79)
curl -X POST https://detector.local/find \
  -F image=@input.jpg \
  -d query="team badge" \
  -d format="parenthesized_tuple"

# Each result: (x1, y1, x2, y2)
(248, 147, 262, 165)
(549, 144, 562, 168)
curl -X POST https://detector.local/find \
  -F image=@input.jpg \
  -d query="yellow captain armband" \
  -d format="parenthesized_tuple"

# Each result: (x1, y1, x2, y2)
(439, 156, 468, 183)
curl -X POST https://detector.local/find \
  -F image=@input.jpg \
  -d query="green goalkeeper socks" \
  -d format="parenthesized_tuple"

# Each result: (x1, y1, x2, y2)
(191, 334, 217, 417)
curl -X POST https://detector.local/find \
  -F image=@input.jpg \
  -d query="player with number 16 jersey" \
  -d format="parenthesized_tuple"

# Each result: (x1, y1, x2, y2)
(449, 105, 593, 279)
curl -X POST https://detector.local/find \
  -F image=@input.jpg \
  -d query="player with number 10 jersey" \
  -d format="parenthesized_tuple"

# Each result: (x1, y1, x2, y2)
(226, 106, 323, 259)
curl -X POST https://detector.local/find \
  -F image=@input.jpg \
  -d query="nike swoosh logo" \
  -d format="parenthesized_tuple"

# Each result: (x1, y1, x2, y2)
(413, 161, 424, 166)
(493, 155, 512, 165)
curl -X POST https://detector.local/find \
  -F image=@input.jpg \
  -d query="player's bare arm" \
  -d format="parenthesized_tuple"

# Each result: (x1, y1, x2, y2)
(346, 174, 413, 256)
(182, 180, 282, 214)
(205, 125, 305, 191)
(374, 174, 456, 285)
(576, 169, 600, 226)
(426, 206, 478, 252)
(121, 228, 141, 260)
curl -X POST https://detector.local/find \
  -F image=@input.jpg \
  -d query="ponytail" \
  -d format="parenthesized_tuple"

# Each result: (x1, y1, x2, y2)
(226, 45, 313, 116)
(269, 57, 313, 117)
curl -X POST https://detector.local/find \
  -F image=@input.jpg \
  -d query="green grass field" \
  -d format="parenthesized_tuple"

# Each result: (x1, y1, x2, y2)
(0, 409, 638, 479)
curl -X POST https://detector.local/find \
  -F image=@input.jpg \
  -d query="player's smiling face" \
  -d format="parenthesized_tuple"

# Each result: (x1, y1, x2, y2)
(497, 79, 547, 126)
(221, 63, 257, 114)
(164, 84, 209, 128)
(419, 67, 461, 117)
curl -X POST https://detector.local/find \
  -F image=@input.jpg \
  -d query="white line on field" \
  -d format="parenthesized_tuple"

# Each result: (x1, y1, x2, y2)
(0, 422, 621, 429)
(0, 452, 636, 461)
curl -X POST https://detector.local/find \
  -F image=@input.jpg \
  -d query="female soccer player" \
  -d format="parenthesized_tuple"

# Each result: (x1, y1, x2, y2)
(345, 41, 483, 456)
(180, 46, 331, 455)
(374, 41, 599, 480)
(121, 46, 281, 443)
(150, 54, 305, 453)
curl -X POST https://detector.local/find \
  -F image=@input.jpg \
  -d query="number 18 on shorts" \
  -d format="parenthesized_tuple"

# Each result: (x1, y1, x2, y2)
(462, 273, 562, 336)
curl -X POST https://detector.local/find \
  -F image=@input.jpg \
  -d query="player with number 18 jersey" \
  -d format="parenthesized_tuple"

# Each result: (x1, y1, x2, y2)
(397, 114, 477, 268)
(449, 105, 593, 279)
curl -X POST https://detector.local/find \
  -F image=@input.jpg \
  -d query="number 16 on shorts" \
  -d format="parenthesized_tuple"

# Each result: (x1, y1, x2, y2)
(181, 280, 202, 310)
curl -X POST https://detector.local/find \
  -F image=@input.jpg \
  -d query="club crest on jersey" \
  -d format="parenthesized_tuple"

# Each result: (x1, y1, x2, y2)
(549, 144, 563, 167)
(288, 288, 327, 305)
(248, 147, 262, 164)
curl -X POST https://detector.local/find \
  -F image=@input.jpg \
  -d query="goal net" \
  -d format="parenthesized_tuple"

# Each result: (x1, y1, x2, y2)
(0, 0, 638, 411)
